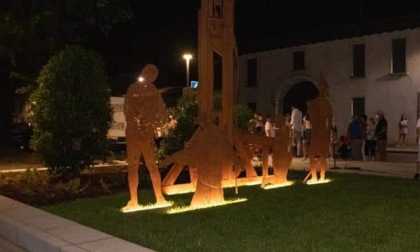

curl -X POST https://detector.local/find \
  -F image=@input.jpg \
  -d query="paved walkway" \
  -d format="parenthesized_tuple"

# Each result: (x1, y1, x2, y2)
(0, 235, 26, 252)
(0, 195, 154, 252)
(290, 157, 417, 179)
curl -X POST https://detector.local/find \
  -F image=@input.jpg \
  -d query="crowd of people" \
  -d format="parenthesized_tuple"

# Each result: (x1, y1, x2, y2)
(345, 111, 388, 162)
(247, 106, 406, 164)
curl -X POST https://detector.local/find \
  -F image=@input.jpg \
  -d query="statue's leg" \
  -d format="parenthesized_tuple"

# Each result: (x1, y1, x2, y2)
(125, 139, 141, 207)
(142, 140, 168, 205)
(320, 156, 327, 181)
(309, 157, 318, 182)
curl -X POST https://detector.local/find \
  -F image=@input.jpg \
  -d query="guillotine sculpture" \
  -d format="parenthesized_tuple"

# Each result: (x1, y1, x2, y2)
(161, 0, 239, 208)
(161, 0, 296, 207)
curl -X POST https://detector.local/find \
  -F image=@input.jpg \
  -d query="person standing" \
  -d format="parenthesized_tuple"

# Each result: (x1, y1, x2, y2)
(249, 113, 258, 133)
(398, 114, 408, 148)
(375, 110, 388, 162)
(255, 114, 264, 135)
(123, 64, 169, 211)
(302, 112, 312, 160)
(347, 115, 364, 160)
(364, 117, 377, 161)
(329, 117, 338, 160)
(360, 114, 368, 161)
(290, 104, 303, 157)
(264, 114, 275, 137)
(415, 117, 420, 179)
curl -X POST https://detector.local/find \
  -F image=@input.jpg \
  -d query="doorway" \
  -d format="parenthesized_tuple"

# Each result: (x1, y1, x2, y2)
(282, 81, 319, 115)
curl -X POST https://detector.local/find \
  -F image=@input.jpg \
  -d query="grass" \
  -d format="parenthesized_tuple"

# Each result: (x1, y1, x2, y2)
(42, 170, 420, 252)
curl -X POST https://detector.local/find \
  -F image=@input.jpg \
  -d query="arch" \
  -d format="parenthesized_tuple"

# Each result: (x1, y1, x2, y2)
(274, 75, 319, 116)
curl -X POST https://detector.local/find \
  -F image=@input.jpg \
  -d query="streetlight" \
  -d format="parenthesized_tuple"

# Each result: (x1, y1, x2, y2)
(183, 53, 193, 88)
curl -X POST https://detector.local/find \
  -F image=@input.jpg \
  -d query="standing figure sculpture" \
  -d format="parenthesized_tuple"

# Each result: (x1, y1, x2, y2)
(123, 64, 169, 211)
(306, 73, 333, 183)
(260, 113, 293, 188)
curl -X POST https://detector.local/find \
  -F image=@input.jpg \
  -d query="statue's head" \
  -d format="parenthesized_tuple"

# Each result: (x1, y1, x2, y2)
(140, 64, 159, 83)
(318, 72, 329, 98)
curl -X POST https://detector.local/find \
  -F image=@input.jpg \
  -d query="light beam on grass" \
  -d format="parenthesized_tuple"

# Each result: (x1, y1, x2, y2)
(306, 179, 332, 185)
(166, 198, 247, 214)
(121, 201, 174, 213)
(164, 187, 195, 195)
(263, 181, 295, 190)
(241, 181, 263, 186)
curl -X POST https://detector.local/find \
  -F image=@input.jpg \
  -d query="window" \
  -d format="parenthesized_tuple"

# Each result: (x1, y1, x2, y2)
(293, 51, 305, 71)
(247, 58, 257, 86)
(392, 38, 406, 74)
(352, 44, 365, 77)
(352, 97, 365, 117)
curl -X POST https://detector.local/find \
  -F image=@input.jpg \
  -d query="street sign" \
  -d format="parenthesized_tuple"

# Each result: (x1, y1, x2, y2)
(191, 80, 199, 88)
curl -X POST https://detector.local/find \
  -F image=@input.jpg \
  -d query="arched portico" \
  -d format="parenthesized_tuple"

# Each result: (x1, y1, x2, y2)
(274, 75, 319, 117)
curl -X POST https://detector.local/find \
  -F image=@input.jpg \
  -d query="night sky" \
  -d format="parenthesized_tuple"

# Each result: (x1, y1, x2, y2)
(89, 0, 420, 93)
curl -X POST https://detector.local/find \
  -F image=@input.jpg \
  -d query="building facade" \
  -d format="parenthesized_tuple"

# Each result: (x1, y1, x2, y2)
(237, 26, 420, 146)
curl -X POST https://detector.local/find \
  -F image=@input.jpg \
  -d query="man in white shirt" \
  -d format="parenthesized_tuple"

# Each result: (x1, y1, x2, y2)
(415, 118, 420, 179)
(290, 105, 303, 157)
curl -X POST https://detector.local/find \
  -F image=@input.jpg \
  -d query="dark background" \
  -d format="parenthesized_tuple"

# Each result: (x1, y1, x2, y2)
(86, 0, 420, 93)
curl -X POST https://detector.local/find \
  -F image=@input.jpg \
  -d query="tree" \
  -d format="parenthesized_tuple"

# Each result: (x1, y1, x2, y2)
(159, 92, 198, 157)
(30, 45, 112, 178)
(0, 0, 132, 142)
(234, 105, 253, 131)
(0, 0, 133, 67)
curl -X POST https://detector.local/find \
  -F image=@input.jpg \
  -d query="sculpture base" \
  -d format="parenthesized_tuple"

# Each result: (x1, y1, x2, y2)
(262, 181, 294, 190)
(306, 178, 332, 185)
(121, 201, 173, 213)
(167, 198, 247, 214)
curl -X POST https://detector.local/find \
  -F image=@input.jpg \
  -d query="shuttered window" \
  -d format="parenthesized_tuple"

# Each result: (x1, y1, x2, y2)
(352, 44, 365, 77)
(247, 58, 257, 86)
(392, 38, 406, 74)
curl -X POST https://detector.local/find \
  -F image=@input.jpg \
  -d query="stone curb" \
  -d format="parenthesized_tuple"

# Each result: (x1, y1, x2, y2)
(0, 196, 153, 252)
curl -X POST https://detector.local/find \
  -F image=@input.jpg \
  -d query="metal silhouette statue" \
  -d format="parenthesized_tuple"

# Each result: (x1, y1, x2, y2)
(260, 113, 294, 188)
(122, 64, 170, 212)
(304, 72, 333, 183)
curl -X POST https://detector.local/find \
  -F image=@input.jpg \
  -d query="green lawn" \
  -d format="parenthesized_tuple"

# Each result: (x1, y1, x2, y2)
(42, 171, 420, 252)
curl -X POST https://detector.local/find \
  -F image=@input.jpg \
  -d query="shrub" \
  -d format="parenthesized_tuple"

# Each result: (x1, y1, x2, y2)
(29, 45, 113, 178)
(234, 105, 253, 131)
(159, 92, 198, 157)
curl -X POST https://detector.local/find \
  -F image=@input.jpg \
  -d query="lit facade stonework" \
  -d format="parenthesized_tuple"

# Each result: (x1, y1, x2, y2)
(237, 27, 420, 145)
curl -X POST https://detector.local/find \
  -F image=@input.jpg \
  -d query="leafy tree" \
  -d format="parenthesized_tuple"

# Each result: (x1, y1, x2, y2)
(0, 0, 132, 86)
(234, 105, 253, 131)
(30, 45, 112, 178)
(159, 92, 198, 157)
(0, 0, 132, 141)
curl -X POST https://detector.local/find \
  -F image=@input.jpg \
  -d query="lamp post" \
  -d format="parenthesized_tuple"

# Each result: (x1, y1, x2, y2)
(183, 53, 193, 88)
